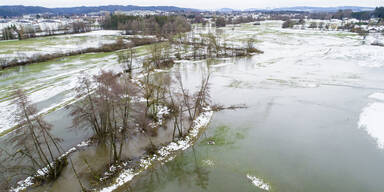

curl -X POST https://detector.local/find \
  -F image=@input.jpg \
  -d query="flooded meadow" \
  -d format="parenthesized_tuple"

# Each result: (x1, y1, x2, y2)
(1, 21, 384, 192)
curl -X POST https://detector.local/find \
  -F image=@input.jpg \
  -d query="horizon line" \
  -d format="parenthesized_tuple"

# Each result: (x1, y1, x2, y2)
(0, 4, 378, 10)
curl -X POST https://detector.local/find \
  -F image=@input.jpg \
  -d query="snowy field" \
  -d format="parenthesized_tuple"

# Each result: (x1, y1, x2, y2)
(0, 30, 123, 61)
(0, 52, 120, 134)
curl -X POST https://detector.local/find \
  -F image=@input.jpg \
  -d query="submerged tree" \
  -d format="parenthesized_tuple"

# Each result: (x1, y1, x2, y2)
(215, 17, 227, 28)
(145, 43, 174, 69)
(71, 71, 139, 163)
(282, 20, 296, 29)
(0, 148, 12, 191)
(118, 43, 136, 73)
(7, 89, 67, 182)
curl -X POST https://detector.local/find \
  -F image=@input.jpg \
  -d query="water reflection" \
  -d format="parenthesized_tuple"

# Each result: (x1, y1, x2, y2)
(130, 146, 211, 192)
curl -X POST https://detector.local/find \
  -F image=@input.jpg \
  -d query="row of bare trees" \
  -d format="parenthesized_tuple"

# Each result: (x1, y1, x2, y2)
(214, 16, 258, 28)
(1, 38, 129, 70)
(1, 22, 92, 41)
(171, 30, 262, 60)
(1, 25, 36, 40)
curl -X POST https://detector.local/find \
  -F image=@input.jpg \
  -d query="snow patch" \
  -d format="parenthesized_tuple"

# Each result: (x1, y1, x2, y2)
(71, 30, 123, 37)
(10, 177, 34, 192)
(246, 174, 271, 191)
(298, 82, 319, 88)
(77, 140, 91, 148)
(359, 101, 384, 149)
(10, 140, 91, 192)
(369, 93, 384, 102)
(149, 105, 170, 128)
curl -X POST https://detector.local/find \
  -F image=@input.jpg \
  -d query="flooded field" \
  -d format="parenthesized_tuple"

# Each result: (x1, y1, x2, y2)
(127, 21, 384, 192)
(0, 30, 122, 59)
(0, 40, 151, 136)
(1, 21, 384, 191)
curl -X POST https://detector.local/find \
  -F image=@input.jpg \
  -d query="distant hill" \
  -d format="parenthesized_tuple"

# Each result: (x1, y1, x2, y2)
(243, 8, 264, 12)
(0, 5, 199, 17)
(242, 6, 375, 13)
(216, 8, 238, 12)
(270, 6, 375, 13)
(0, 6, 50, 16)
(215, 6, 375, 13)
(0, 5, 377, 17)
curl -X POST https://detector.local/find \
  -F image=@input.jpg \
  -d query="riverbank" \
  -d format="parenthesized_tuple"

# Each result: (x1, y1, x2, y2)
(0, 37, 159, 70)
(99, 108, 213, 192)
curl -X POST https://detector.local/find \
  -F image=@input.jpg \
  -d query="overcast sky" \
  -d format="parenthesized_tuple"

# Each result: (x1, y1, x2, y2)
(0, 0, 383, 9)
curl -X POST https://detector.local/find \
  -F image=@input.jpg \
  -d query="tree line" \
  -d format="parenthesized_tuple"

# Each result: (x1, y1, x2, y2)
(1, 21, 92, 41)
(102, 14, 191, 37)
(309, 7, 384, 21)
(215, 16, 258, 27)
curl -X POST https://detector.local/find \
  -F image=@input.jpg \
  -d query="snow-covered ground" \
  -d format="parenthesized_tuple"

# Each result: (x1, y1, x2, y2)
(0, 30, 123, 60)
(0, 53, 121, 135)
(0, 30, 126, 134)
(246, 174, 271, 191)
(359, 93, 384, 149)
(0, 18, 101, 34)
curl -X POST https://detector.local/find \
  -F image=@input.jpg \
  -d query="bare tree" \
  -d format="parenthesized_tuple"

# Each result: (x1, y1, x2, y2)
(118, 43, 136, 73)
(71, 71, 138, 163)
(8, 89, 66, 181)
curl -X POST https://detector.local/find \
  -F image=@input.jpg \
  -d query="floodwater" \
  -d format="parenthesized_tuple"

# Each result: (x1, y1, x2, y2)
(2, 21, 384, 191)
(126, 21, 384, 192)
(0, 39, 151, 135)
(0, 30, 121, 59)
